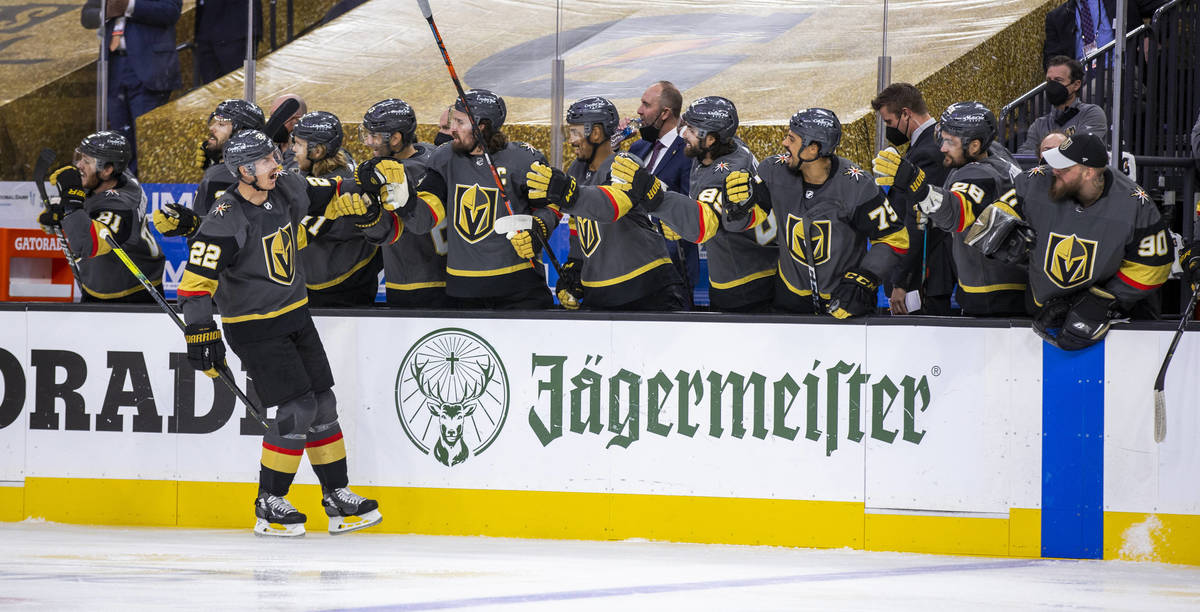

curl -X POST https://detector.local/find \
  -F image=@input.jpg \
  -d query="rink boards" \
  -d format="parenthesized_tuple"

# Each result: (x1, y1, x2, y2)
(0, 306, 1196, 565)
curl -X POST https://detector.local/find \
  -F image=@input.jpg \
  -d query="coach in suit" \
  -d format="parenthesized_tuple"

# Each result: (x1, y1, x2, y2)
(871, 83, 954, 315)
(82, 0, 182, 175)
(1043, 0, 1139, 67)
(627, 81, 696, 306)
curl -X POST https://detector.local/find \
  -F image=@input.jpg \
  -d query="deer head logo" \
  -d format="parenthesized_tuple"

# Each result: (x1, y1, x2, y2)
(396, 329, 509, 466)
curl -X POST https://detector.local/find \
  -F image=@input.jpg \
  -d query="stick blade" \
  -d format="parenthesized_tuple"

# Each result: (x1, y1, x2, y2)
(34, 148, 56, 180)
(417, 0, 433, 18)
(1153, 389, 1167, 443)
(264, 98, 301, 144)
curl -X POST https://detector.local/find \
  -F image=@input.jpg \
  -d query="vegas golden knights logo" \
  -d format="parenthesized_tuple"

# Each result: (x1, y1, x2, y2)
(786, 215, 830, 265)
(1044, 232, 1097, 289)
(576, 217, 601, 257)
(262, 225, 296, 285)
(454, 184, 498, 244)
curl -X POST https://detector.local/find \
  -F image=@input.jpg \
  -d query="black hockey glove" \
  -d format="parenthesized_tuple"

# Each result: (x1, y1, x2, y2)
(1032, 296, 1071, 347)
(723, 170, 762, 222)
(827, 267, 881, 319)
(1055, 286, 1116, 351)
(195, 139, 214, 172)
(355, 158, 413, 213)
(1180, 240, 1200, 293)
(40, 166, 86, 228)
(185, 321, 226, 379)
(152, 203, 202, 238)
(610, 153, 665, 212)
(526, 162, 578, 209)
(556, 258, 584, 310)
(873, 148, 929, 201)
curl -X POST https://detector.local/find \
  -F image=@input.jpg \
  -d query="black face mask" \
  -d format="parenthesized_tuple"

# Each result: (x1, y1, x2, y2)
(1045, 80, 1071, 106)
(885, 113, 911, 147)
(434, 132, 453, 146)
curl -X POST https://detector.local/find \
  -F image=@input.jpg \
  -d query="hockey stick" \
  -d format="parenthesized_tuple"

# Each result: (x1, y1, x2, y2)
(415, 0, 564, 277)
(796, 216, 824, 314)
(98, 227, 268, 430)
(1151, 280, 1200, 443)
(32, 149, 84, 288)
(264, 97, 300, 145)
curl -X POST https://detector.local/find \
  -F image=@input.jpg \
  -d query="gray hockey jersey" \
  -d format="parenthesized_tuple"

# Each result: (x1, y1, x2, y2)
(194, 163, 237, 215)
(298, 166, 379, 291)
(1015, 166, 1170, 308)
(406, 141, 559, 298)
(60, 174, 164, 300)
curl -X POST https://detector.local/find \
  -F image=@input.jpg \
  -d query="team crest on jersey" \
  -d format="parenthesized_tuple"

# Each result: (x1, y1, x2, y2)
(786, 214, 831, 265)
(1131, 188, 1150, 204)
(518, 142, 540, 155)
(843, 166, 866, 181)
(261, 224, 296, 285)
(775, 153, 790, 165)
(1044, 232, 1097, 289)
(213, 202, 230, 216)
(575, 216, 601, 257)
(1027, 166, 1047, 177)
(454, 184, 499, 244)
(714, 162, 731, 173)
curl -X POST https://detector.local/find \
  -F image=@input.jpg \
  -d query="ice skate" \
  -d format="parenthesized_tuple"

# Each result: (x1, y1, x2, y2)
(253, 493, 307, 537)
(322, 487, 382, 535)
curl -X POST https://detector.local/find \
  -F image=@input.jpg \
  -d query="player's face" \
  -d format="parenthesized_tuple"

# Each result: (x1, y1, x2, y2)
(781, 131, 812, 168)
(566, 124, 593, 161)
(72, 152, 104, 189)
(681, 124, 703, 158)
(940, 133, 970, 168)
(242, 152, 284, 190)
(207, 117, 234, 151)
(290, 136, 312, 171)
(1049, 164, 1085, 200)
(450, 109, 477, 154)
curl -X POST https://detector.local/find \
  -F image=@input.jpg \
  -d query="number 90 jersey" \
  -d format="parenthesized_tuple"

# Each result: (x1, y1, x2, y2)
(753, 155, 908, 301)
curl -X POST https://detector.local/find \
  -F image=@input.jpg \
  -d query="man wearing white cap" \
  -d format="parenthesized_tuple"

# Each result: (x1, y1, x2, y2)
(962, 133, 1171, 349)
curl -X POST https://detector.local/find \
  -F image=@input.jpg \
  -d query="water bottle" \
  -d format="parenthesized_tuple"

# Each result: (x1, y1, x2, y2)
(610, 118, 643, 149)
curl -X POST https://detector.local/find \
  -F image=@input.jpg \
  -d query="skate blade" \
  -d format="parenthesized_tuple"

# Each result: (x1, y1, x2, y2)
(254, 518, 306, 537)
(328, 509, 382, 535)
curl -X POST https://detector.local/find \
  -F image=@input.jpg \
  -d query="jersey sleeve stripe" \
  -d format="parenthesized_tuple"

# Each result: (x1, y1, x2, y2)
(952, 191, 973, 233)
(418, 192, 446, 225)
(870, 226, 910, 254)
(1117, 261, 1170, 290)
(695, 200, 719, 243)
(178, 270, 218, 296)
(596, 185, 634, 221)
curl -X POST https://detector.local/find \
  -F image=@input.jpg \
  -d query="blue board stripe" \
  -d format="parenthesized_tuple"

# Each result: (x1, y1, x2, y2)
(1041, 340, 1104, 559)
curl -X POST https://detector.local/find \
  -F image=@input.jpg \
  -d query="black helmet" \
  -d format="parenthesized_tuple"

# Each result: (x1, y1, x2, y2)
(939, 101, 997, 153)
(566, 96, 620, 138)
(224, 130, 279, 177)
(77, 130, 131, 175)
(454, 89, 506, 130)
(292, 111, 344, 157)
(788, 108, 841, 158)
(209, 99, 265, 133)
(362, 98, 417, 139)
(681, 96, 739, 143)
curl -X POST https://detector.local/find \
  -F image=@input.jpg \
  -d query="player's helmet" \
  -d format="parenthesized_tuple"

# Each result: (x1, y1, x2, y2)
(938, 101, 997, 153)
(454, 89, 506, 130)
(788, 108, 841, 158)
(362, 98, 417, 140)
(209, 99, 265, 133)
(76, 131, 131, 175)
(566, 96, 620, 138)
(292, 111, 344, 157)
(224, 130, 280, 178)
(681, 96, 739, 143)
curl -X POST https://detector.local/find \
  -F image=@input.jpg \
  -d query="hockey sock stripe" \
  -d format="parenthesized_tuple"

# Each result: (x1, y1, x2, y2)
(305, 432, 346, 465)
(261, 442, 304, 473)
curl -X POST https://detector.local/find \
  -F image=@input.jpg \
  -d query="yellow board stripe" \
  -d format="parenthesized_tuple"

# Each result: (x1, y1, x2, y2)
(582, 258, 672, 288)
(221, 297, 309, 324)
(447, 261, 534, 277)
(306, 247, 381, 290)
(709, 267, 777, 290)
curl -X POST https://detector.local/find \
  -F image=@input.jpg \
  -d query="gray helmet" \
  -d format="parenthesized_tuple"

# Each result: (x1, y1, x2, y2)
(209, 99, 265, 133)
(566, 96, 620, 138)
(681, 96, 739, 143)
(788, 107, 841, 158)
(939, 101, 997, 153)
(77, 130, 131, 175)
(292, 111, 344, 157)
(224, 130, 279, 178)
(454, 89, 506, 130)
(362, 98, 417, 139)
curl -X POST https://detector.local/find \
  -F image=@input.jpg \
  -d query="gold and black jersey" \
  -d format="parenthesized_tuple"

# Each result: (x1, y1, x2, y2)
(60, 175, 164, 300)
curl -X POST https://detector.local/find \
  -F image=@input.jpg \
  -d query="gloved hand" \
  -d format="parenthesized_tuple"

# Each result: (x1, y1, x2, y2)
(510, 216, 548, 259)
(185, 321, 226, 379)
(195, 140, 212, 172)
(526, 162, 578, 208)
(610, 154, 665, 212)
(325, 192, 382, 228)
(661, 222, 682, 241)
(1056, 286, 1116, 351)
(355, 158, 412, 212)
(827, 267, 881, 319)
(1180, 240, 1200, 293)
(873, 147, 929, 201)
(723, 170, 758, 221)
(556, 259, 583, 310)
(40, 167, 86, 228)
(152, 203, 202, 238)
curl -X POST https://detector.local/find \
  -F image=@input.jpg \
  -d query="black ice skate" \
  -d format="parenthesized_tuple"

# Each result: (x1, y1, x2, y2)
(254, 493, 307, 537)
(322, 487, 382, 535)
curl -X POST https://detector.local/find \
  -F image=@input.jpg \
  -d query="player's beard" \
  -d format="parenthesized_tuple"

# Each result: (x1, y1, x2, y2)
(684, 141, 704, 159)
(451, 133, 475, 155)
(1049, 174, 1079, 201)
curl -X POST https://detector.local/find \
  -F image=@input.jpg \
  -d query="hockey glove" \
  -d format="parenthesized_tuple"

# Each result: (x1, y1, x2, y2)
(964, 202, 1035, 267)
(37, 196, 65, 230)
(50, 166, 87, 212)
(152, 203, 202, 238)
(510, 215, 548, 260)
(185, 321, 226, 379)
(1032, 297, 1072, 347)
(1180, 240, 1200, 293)
(827, 268, 881, 319)
(872, 148, 929, 201)
(610, 154, 665, 212)
(723, 170, 759, 221)
(195, 139, 213, 172)
(355, 158, 412, 212)
(556, 258, 584, 310)
(661, 222, 682, 241)
(526, 162, 578, 209)
(325, 193, 382, 229)
(1055, 286, 1116, 351)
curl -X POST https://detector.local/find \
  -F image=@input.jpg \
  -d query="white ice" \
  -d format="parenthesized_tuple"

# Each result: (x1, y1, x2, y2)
(1, 522, 1198, 611)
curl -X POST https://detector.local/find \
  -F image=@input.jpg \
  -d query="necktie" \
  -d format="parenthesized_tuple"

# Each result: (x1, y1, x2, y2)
(646, 141, 665, 172)
(110, 19, 125, 52)
(1079, 2, 1095, 46)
